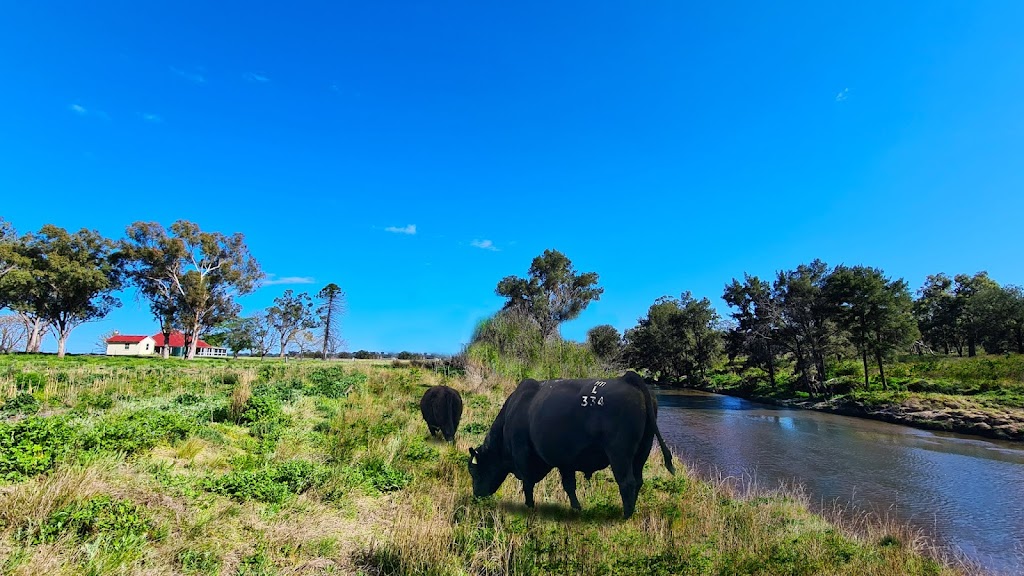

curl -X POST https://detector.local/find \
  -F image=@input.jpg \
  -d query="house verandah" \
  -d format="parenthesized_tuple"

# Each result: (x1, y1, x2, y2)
(105, 331, 227, 358)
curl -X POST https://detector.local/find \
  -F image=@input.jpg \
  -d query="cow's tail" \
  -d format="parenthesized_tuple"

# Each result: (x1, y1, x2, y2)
(630, 372, 675, 475)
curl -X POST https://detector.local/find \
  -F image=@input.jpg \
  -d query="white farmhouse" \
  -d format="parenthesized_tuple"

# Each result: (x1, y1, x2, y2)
(105, 334, 157, 356)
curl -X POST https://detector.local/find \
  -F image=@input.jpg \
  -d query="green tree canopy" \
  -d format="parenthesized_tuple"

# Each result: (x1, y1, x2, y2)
(624, 292, 722, 384)
(495, 249, 603, 339)
(5, 225, 123, 357)
(586, 324, 622, 364)
(267, 289, 319, 358)
(120, 220, 262, 359)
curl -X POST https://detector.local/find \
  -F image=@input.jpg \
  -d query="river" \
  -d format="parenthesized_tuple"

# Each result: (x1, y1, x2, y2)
(654, 389, 1024, 575)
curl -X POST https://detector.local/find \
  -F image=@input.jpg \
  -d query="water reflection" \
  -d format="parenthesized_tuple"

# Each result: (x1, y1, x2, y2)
(655, 389, 1024, 575)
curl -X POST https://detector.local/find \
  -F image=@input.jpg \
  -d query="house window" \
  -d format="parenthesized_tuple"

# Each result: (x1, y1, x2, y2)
(124, 343, 129, 350)
(145, 343, 150, 350)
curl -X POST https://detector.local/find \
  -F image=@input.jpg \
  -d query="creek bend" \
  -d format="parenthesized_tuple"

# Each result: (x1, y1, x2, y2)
(654, 389, 1024, 575)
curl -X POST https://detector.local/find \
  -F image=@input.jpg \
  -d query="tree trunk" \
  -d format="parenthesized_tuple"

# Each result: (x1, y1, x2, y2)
(875, 352, 887, 390)
(321, 308, 332, 361)
(162, 328, 171, 359)
(968, 335, 977, 358)
(861, 348, 870, 389)
(279, 335, 288, 358)
(56, 334, 67, 358)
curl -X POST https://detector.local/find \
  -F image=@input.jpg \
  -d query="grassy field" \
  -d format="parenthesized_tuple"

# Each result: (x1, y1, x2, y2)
(0, 355, 962, 575)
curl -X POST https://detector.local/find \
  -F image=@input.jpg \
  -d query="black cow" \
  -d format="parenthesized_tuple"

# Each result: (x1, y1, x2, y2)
(467, 371, 674, 519)
(420, 385, 463, 442)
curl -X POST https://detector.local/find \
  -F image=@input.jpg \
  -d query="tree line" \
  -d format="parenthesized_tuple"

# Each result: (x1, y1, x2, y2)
(0, 218, 346, 359)
(484, 250, 1024, 392)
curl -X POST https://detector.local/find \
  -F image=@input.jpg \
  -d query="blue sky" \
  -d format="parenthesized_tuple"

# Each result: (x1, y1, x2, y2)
(1, 1, 1022, 355)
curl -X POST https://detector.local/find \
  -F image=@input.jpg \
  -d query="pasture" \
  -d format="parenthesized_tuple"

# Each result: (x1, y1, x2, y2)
(0, 355, 958, 575)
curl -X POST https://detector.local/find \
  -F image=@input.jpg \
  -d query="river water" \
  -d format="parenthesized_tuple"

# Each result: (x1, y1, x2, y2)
(654, 389, 1024, 575)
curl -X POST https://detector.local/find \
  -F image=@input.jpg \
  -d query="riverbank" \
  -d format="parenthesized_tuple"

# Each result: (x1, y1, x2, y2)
(0, 355, 961, 575)
(682, 384, 1024, 442)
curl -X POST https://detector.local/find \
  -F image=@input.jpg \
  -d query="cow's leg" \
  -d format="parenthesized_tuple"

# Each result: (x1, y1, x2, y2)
(559, 468, 582, 510)
(607, 453, 639, 519)
(522, 481, 536, 508)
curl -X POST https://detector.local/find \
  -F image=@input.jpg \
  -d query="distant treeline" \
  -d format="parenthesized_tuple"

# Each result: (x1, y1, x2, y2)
(609, 260, 1023, 391)
(469, 250, 1023, 392)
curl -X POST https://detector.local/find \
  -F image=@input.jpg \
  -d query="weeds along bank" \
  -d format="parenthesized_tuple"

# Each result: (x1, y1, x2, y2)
(0, 355, 957, 575)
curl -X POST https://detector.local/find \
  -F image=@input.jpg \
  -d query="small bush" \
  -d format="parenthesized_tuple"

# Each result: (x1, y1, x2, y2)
(205, 460, 329, 504)
(36, 495, 156, 550)
(341, 457, 412, 493)
(81, 409, 193, 455)
(0, 416, 77, 481)
(14, 372, 46, 392)
(307, 367, 365, 398)
(1, 392, 41, 415)
(174, 392, 204, 406)
(178, 548, 221, 575)
(77, 390, 115, 410)
(461, 422, 488, 435)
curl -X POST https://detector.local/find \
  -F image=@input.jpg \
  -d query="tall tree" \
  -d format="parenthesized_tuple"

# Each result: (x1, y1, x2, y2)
(250, 313, 275, 360)
(773, 260, 836, 392)
(267, 290, 319, 358)
(623, 292, 722, 384)
(120, 220, 262, 359)
(0, 315, 27, 353)
(971, 284, 1024, 354)
(6, 225, 123, 357)
(0, 218, 21, 282)
(586, 324, 622, 364)
(914, 274, 960, 355)
(722, 274, 780, 387)
(825, 265, 918, 390)
(316, 283, 346, 360)
(495, 249, 603, 339)
(953, 272, 1000, 357)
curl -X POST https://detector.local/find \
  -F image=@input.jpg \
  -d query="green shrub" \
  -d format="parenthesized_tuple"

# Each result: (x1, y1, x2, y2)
(77, 390, 115, 410)
(37, 495, 156, 550)
(14, 372, 46, 392)
(81, 409, 193, 455)
(402, 438, 438, 462)
(461, 422, 488, 435)
(341, 457, 411, 493)
(1, 392, 41, 415)
(205, 460, 329, 504)
(178, 548, 221, 575)
(0, 416, 77, 481)
(307, 367, 364, 398)
(174, 392, 204, 406)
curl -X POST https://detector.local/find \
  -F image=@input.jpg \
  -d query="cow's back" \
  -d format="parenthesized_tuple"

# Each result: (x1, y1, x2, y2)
(420, 385, 463, 440)
(526, 378, 647, 473)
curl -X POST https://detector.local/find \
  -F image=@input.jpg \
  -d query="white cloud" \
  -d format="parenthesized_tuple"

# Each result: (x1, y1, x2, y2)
(263, 274, 316, 286)
(140, 113, 162, 123)
(171, 66, 206, 84)
(835, 88, 849, 102)
(470, 239, 499, 251)
(69, 104, 108, 119)
(244, 72, 271, 83)
(385, 224, 417, 235)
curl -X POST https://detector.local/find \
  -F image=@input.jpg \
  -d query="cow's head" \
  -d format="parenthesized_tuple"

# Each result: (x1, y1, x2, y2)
(468, 445, 507, 497)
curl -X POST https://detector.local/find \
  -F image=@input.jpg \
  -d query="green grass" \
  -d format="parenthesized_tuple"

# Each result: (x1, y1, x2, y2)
(0, 354, 959, 575)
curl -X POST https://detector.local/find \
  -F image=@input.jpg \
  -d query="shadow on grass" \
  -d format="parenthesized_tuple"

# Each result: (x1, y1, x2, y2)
(496, 500, 625, 523)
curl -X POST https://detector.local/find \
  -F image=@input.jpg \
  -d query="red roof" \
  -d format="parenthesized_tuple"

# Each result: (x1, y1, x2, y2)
(106, 335, 149, 344)
(150, 331, 213, 348)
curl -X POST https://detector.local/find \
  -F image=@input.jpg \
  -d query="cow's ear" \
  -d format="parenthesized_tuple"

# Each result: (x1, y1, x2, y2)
(468, 447, 477, 464)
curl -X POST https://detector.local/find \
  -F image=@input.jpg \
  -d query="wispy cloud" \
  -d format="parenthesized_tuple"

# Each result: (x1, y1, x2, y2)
(69, 104, 109, 119)
(140, 113, 162, 123)
(244, 72, 271, 83)
(263, 274, 316, 286)
(385, 224, 417, 235)
(171, 66, 205, 84)
(835, 88, 849, 102)
(470, 239, 499, 251)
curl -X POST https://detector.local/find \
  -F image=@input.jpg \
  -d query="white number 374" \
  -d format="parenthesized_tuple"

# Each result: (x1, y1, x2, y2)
(581, 395, 605, 407)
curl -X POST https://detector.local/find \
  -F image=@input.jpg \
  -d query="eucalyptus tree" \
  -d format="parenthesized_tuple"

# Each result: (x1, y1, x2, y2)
(623, 292, 722, 384)
(953, 272, 1000, 357)
(586, 324, 622, 364)
(914, 274, 960, 355)
(6, 225, 123, 357)
(267, 290, 319, 358)
(316, 282, 346, 359)
(120, 220, 263, 359)
(722, 273, 780, 387)
(495, 249, 603, 339)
